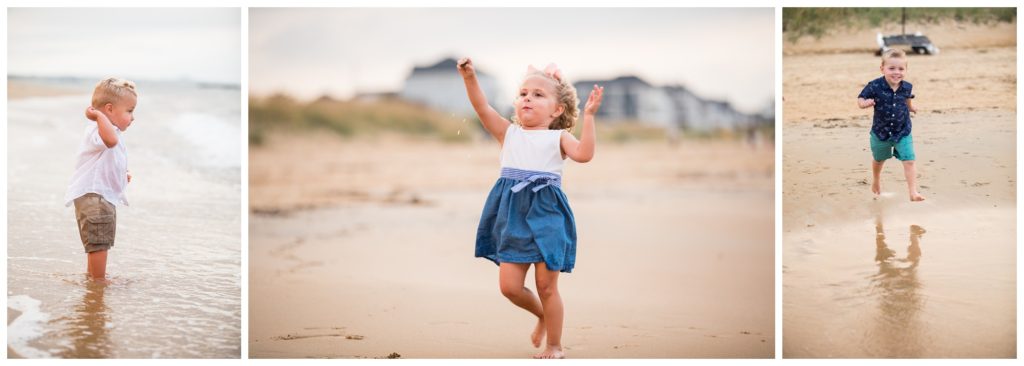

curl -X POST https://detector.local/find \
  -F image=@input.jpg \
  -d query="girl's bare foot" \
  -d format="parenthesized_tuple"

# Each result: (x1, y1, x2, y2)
(533, 344, 565, 359)
(871, 180, 881, 196)
(531, 318, 546, 348)
(910, 192, 926, 202)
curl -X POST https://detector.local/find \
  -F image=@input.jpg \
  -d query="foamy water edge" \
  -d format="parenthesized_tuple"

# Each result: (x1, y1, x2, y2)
(8, 295, 53, 358)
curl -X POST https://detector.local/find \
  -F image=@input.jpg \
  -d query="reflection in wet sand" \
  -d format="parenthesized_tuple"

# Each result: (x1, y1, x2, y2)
(56, 279, 112, 358)
(867, 204, 926, 357)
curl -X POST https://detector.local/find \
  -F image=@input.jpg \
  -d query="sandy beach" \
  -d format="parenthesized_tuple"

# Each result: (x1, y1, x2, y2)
(249, 132, 775, 358)
(782, 23, 1016, 357)
(7, 78, 242, 358)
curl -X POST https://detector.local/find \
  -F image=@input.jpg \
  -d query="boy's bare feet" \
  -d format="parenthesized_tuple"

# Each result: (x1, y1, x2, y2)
(533, 345, 565, 359)
(910, 192, 926, 202)
(531, 318, 546, 347)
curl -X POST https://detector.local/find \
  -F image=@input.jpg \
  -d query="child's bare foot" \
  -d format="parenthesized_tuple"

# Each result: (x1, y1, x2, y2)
(910, 192, 926, 202)
(533, 345, 565, 359)
(531, 318, 546, 348)
(871, 180, 881, 197)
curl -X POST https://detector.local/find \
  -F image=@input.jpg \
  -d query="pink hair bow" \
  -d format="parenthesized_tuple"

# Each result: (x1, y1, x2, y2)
(527, 63, 564, 81)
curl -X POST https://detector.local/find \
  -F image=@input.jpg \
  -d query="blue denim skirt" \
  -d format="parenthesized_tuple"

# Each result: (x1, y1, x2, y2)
(475, 168, 577, 273)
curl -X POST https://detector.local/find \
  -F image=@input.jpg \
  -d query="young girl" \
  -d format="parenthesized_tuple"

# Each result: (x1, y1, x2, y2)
(457, 57, 603, 359)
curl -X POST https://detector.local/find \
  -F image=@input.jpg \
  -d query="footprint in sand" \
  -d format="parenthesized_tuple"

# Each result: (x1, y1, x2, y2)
(269, 238, 304, 259)
(286, 260, 324, 273)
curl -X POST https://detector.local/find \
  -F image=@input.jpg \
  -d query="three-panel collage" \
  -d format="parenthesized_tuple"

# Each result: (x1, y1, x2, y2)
(4, 3, 1019, 362)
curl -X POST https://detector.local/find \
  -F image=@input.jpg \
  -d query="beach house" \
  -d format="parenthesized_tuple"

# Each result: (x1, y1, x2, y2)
(400, 58, 509, 117)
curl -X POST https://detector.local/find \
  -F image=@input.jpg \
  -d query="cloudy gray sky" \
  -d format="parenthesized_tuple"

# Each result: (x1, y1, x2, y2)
(250, 8, 774, 114)
(8, 8, 241, 85)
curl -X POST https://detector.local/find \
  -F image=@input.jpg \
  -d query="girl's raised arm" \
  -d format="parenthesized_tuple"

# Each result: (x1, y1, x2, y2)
(458, 58, 511, 144)
(561, 85, 603, 163)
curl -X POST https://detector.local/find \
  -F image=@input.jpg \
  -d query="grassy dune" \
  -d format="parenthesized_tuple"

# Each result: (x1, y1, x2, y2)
(250, 95, 473, 145)
(250, 95, 768, 146)
(783, 8, 1016, 42)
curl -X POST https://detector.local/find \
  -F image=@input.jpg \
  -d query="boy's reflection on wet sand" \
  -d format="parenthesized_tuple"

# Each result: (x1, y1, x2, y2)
(56, 279, 112, 358)
(868, 203, 926, 357)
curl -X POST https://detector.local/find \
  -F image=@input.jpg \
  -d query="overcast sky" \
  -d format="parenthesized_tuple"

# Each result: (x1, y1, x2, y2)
(250, 8, 774, 113)
(8, 8, 240, 85)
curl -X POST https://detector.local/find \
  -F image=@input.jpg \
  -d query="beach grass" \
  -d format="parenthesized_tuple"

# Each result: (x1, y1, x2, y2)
(249, 95, 473, 145)
(250, 95, 755, 146)
(783, 8, 1016, 42)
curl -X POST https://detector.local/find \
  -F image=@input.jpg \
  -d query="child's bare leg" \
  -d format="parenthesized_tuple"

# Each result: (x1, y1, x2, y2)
(871, 160, 885, 196)
(499, 263, 546, 347)
(87, 250, 108, 282)
(532, 262, 565, 359)
(902, 160, 925, 201)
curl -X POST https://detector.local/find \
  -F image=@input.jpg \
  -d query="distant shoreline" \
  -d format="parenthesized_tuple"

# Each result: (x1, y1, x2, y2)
(8, 78, 87, 100)
(7, 75, 241, 100)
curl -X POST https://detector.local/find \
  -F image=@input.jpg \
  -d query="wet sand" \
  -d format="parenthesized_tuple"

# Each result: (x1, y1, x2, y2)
(249, 133, 775, 358)
(7, 79, 242, 358)
(782, 25, 1016, 358)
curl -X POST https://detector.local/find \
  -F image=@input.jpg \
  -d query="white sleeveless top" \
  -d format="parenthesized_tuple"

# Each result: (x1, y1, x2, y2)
(500, 124, 564, 176)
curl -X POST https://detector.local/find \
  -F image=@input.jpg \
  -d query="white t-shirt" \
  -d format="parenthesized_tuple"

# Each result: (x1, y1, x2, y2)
(499, 124, 564, 176)
(64, 122, 128, 207)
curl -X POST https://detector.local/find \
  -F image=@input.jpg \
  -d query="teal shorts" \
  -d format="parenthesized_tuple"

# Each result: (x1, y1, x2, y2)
(870, 132, 915, 162)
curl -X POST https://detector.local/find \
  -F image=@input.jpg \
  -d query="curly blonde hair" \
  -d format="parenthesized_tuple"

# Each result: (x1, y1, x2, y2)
(92, 77, 137, 109)
(511, 71, 579, 132)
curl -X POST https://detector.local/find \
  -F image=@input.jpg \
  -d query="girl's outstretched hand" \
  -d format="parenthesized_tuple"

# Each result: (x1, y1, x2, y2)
(457, 57, 476, 79)
(584, 85, 604, 116)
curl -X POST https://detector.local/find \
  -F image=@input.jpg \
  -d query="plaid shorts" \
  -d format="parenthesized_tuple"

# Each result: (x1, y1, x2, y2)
(73, 193, 116, 253)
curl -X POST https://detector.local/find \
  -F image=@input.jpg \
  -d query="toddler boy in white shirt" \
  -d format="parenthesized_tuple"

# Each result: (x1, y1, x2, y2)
(63, 77, 137, 282)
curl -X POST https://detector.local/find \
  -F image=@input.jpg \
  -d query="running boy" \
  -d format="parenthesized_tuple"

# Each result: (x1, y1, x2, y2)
(858, 49, 924, 201)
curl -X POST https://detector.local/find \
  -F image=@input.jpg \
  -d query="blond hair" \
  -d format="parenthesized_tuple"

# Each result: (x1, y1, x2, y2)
(91, 77, 137, 109)
(881, 48, 907, 66)
(512, 71, 580, 132)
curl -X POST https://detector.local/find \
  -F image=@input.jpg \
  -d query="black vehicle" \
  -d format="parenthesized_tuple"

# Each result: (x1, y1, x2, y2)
(875, 8, 939, 56)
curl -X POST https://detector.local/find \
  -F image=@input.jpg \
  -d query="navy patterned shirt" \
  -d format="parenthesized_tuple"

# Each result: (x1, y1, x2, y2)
(858, 76, 914, 142)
